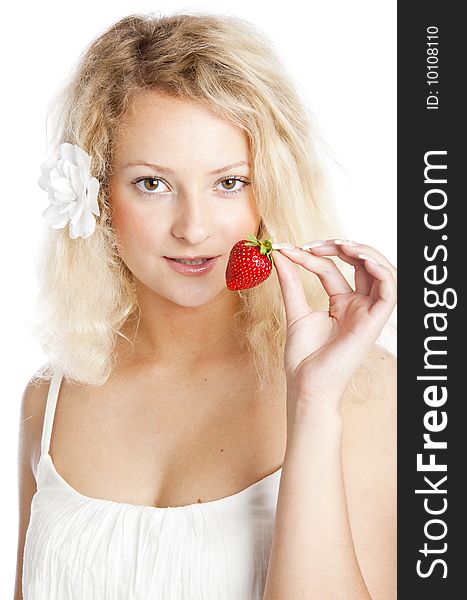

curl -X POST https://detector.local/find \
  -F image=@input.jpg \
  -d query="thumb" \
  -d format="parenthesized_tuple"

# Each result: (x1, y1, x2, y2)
(272, 249, 311, 326)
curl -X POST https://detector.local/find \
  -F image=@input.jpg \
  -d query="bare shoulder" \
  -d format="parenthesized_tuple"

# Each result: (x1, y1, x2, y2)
(20, 365, 54, 478)
(341, 346, 397, 599)
(341, 343, 396, 474)
(15, 365, 54, 598)
(341, 344, 396, 479)
(342, 344, 396, 416)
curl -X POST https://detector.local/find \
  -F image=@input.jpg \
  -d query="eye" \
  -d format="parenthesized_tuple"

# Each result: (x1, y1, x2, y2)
(131, 175, 250, 198)
(218, 177, 250, 195)
(132, 176, 170, 196)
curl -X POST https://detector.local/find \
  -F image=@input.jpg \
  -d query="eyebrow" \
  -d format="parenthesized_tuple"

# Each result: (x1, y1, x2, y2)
(124, 160, 250, 175)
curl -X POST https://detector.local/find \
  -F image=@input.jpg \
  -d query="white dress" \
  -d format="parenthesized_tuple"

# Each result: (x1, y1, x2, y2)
(22, 367, 282, 599)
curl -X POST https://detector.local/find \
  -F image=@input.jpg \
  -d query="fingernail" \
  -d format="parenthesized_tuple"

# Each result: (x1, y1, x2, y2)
(280, 246, 302, 256)
(272, 242, 295, 249)
(358, 253, 379, 265)
(334, 239, 358, 246)
(301, 240, 326, 250)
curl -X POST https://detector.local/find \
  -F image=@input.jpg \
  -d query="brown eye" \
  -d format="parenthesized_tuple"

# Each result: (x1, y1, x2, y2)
(222, 178, 237, 190)
(133, 177, 169, 196)
(219, 177, 249, 195)
(143, 178, 159, 191)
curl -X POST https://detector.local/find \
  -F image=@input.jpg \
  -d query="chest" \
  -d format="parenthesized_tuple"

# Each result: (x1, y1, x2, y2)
(46, 364, 287, 508)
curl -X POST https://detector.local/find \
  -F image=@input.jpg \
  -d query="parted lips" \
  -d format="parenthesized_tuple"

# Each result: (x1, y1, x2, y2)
(225, 234, 275, 290)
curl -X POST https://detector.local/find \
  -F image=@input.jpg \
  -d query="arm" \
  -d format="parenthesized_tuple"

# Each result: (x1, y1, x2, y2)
(263, 401, 370, 599)
(264, 239, 397, 599)
(263, 350, 397, 599)
(14, 376, 49, 600)
(341, 352, 397, 599)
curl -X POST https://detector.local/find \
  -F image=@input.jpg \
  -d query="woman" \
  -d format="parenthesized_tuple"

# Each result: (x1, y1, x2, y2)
(15, 12, 397, 600)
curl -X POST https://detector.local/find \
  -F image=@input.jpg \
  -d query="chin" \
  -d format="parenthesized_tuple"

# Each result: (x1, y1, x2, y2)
(162, 284, 230, 309)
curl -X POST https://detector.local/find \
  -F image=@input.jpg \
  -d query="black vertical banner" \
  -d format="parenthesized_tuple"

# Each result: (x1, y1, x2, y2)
(398, 3, 465, 598)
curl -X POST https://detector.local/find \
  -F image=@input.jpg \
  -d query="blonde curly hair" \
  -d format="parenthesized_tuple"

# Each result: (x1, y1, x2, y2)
(31, 11, 394, 399)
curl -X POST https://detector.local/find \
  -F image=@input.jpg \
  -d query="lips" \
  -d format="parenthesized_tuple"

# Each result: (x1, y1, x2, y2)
(164, 256, 219, 276)
(165, 255, 218, 261)
(172, 258, 210, 265)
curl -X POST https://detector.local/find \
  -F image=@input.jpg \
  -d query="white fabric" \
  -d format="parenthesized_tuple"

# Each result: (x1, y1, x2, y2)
(22, 367, 282, 599)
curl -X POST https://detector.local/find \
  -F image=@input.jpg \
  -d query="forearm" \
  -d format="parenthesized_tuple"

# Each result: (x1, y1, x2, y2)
(263, 399, 372, 599)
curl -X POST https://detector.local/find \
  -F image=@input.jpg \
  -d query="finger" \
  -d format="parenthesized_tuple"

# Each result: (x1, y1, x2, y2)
(307, 240, 397, 281)
(352, 261, 373, 295)
(358, 257, 397, 321)
(272, 249, 313, 327)
(341, 243, 397, 282)
(302, 245, 373, 295)
(277, 246, 353, 297)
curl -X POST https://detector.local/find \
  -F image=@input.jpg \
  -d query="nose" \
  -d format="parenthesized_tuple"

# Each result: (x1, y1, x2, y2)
(170, 190, 212, 245)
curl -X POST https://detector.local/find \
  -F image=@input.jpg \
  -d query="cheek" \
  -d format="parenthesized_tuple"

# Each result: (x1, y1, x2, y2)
(110, 185, 130, 233)
(221, 204, 261, 238)
(111, 193, 160, 257)
(241, 194, 262, 234)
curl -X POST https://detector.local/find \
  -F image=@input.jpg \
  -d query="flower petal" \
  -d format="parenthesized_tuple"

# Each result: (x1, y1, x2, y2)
(74, 144, 91, 175)
(39, 143, 99, 240)
(57, 203, 71, 214)
(68, 200, 83, 221)
(53, 190, 76, 203)
(68, 163, 84, 198)
(42, 204, 58, 219)
(38, 160, 55, 190)
(56, 157, 69, 179)
(87, 177, 100, 216)
(49, 171, 74, 195)
(38, 174, 50, 191)
(79, 210, 97, 239)
(60, 143, 76, 163)
(68, 222, 80, 239)
(50, 212, 70, 228)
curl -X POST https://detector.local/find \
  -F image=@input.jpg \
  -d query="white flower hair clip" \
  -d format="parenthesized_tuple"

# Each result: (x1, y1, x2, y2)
(38, 142, 101, 240)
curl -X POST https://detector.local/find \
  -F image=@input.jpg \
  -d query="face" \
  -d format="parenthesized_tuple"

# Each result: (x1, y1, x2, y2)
(109, 91, 261, 308)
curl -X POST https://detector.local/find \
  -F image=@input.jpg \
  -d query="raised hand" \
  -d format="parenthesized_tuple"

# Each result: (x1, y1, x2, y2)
(272, 239, 397, 416)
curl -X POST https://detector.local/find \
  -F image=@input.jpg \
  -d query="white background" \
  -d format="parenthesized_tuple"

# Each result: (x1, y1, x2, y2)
(0, 1, 396, 593)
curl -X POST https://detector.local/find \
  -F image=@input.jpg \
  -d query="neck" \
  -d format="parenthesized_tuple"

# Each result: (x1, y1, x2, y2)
(119, 281, 246, 370)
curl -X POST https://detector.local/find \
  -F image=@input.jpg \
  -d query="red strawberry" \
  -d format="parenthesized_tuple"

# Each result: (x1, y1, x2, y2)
(225, 234, 275, 290)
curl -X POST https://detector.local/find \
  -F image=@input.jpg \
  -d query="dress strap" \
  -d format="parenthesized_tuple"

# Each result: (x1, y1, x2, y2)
(40, 367, 64, 457)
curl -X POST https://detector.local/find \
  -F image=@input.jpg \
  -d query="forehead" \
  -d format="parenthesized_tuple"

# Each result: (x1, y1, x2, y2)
(114, 90, 250, 166)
